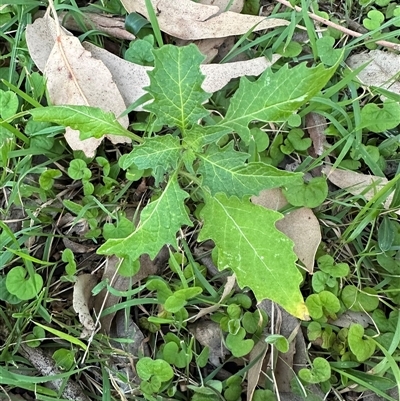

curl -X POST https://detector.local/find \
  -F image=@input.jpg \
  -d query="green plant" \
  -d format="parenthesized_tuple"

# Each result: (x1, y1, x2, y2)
(29, 44, 339, 319)
(136, 357, 174, 398)
(299, 357, 331, 384)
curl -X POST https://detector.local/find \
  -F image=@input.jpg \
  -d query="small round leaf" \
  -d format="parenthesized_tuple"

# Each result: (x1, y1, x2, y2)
(6, 266, 43, 300)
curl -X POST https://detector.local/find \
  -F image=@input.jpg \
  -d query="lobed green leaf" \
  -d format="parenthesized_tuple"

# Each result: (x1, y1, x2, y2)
(30, 105, 133, 140)
(220, 63, 337, 142)
(97, 175, 192, 260)
(198, 142, 303, 197)
(145, 44, 210, 132)
(199, 193, 308, 319)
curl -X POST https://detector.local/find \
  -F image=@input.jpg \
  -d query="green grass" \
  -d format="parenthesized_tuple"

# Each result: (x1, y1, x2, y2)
(1, 0, 400, 400)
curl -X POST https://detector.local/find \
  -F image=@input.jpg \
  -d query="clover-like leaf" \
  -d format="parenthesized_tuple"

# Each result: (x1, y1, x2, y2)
(0, 90, 18, 119)
(220, 62, 337, 143)
(299, 357, 331, 384)
(98, 175, 192, 260)
(280, 128, 311, 154)
(283, 176, 328, 208)
(39, 169, 62, 191)
(26, 326, 45, 348)
(163, 342, 189, 368)
(307, 321, 322, 341)
(199, 193, 308, 319)
(363, 10, 384, 30)
(305, 291, 340, 321)
(198, 142, 303, 197)
(164, 287, 202, 313)
(145, 44, 210, 132)
(317, 255, 349, 278)
(341, 285, 379, 312)
(136, 357, 174, 382)
(6, 266, 43, 301)
(68, 159, 91, 180)
(312, 271, 337, 293)
(316, 36, 342, 66)
(348, 324, 376, 362)
(360, 101, 400, 133)
(265, 334, 289, 353)
(53, 348, 75, 371)
(225, 327, 254, 357)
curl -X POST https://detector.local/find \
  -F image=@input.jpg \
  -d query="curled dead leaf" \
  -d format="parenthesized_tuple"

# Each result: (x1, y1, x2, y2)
(246, 336, 268, 401)
(305, 112, 328, 156)
(34, 10, 135, 41)
(73, 274, 98, 337)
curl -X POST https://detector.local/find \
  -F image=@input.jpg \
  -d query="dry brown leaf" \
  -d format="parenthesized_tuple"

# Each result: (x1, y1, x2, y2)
(85, 42, 279, 107)
(189, 320, 229, 366)
(73, 274, 98, 337)
(201, 56, 280, 92)
(305, 112, 328, 156)
(121, 0, 289, 40)
(200, 0, 244, 14)
(26, 14, 70, 71)
(173, 0, 243, 63)
(329, 310, 372, 328)
(173, 37, 225, 63)
(44, 33, 130, 156)
(246, 334, 268, 401)
(34, 10, 135, 41)
(252, 188, 321, 273)
(347, 50, 400, 96)
(323, 166, 399, 214)
(26, 16, 130, 157)
(107, 310, 149, 393)
(83, 42, 151, 111)
(62, 238, 96, 253)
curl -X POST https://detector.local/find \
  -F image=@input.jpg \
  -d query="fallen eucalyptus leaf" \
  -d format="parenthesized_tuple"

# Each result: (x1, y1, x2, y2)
(189, 320, 229, 366)
(121, 0, 289, 40)
(252, 188, 321, 273)
(323, 166, 399, 214)
(26, 16, 130, 157)
(246, 335, 268, 401)
(347, 50, 400, 97)
(27, 17, 279, 118)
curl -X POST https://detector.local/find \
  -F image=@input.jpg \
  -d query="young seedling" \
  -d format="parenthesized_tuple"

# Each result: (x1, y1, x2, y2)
(30, 43, 339, 319)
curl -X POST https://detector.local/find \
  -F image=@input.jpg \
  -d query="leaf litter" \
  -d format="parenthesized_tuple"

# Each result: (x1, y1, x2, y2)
(28, 15, 130, 157)
(27, 15, 280, 151)
(121, 0, 289, 40)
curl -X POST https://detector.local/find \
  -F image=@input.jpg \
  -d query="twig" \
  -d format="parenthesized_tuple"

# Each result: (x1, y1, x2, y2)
(275, 0, 400, 51)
